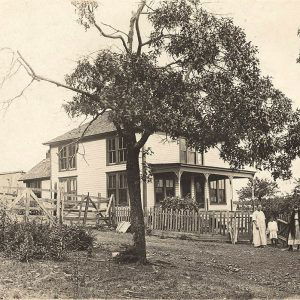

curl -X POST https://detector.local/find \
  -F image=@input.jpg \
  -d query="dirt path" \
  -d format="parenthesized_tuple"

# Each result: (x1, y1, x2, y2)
(0, 231, 299, 299)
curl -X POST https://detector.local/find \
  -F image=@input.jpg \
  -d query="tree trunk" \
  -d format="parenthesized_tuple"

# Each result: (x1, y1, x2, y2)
(126, 137, 146, 264)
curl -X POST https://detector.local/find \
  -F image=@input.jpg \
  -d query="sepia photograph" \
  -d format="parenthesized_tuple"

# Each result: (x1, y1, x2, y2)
(0, 0, 299, 299)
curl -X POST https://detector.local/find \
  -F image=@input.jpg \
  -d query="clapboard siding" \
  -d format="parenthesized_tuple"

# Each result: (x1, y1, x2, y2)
(50, 136, 144, 199)
(41, 179, 51, 199)
(204, 147, 230, 168)
(145, 134, 179, 164)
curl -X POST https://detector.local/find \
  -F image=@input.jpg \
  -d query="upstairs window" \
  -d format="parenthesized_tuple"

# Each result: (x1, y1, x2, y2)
(209, 179, 226, 204)
(107, 136, 127, 164)
(179, 138, 203, 165)
(58, 144, 77, 171)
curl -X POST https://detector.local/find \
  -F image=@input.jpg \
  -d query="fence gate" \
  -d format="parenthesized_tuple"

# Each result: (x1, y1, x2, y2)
(57, 191, 116, 227)
(5, 188, 55, 224)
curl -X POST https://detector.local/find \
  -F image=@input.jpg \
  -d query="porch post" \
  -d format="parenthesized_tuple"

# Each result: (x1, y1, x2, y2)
(176, 170, 183, 198)
(229, 176, 233, 211)
(251, 178, 255, 209)
(190, 175, 195, 200)
(204, 173, 210, 211)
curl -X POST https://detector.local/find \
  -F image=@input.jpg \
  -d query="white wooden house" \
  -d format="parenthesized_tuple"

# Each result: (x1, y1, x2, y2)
(0, 171, 25, 193)
(44, 112, 255, 211)
(19, 157, 51, 199)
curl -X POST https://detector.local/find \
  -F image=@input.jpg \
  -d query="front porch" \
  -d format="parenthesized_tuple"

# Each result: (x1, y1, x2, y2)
(150, 163, 255, 211)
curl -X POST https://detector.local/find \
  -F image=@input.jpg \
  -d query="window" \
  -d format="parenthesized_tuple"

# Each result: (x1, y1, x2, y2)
(209, 179, 226, 204)
(107, 136, 127, 164)
(154, 174, 175, 204)
(26, 180, 41, 198)
(107, 172, 129, 206)
(58, 143, 77, 171)
(179, 138, 203, 165)
(59, 177, 77, 201)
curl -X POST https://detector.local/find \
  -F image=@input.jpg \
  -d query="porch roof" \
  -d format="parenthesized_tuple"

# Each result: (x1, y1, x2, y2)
(149, 163, 255, 179)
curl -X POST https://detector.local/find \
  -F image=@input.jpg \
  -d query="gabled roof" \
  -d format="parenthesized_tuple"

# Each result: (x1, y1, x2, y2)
(44, 111, 116, 145)
(0, 171, 25, 175)
(19, 158, 51, 181)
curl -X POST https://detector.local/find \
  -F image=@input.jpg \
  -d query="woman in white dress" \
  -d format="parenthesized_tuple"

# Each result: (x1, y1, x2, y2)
(288, 205, 300, 251)
(252, 204, 267, 248)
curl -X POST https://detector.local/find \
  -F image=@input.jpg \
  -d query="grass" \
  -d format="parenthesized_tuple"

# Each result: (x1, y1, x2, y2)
(0, 231, 299, 299)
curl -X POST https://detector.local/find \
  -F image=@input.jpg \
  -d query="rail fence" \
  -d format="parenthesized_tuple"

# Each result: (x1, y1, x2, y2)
(0, 186, 116, 227)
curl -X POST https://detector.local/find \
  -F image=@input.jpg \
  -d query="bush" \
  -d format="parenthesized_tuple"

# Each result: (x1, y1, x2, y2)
(161, 196, 199, 212)
(0, 210, 94, 262)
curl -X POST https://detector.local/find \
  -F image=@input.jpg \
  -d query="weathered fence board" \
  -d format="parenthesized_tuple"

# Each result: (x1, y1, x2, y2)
(0, 186, 116, 227)
(114, 206, 252, 242)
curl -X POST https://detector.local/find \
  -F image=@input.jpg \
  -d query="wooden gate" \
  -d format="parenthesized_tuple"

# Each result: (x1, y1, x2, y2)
(57, 191, 116, 227)
(0, 186, 116, 227)
(3, 188, 55, 224)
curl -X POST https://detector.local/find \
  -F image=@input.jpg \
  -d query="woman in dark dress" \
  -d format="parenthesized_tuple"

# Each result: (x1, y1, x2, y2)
(288, 205, 300, 251)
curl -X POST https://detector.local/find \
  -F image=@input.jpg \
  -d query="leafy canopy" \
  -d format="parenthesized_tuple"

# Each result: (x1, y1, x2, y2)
(65, 0, 293, 178)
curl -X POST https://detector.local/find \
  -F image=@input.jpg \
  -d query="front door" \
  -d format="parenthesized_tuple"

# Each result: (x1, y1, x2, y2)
(195, 175, 205, 209)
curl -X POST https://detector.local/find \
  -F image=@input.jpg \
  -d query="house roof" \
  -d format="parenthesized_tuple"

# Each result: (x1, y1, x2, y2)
(19, 158, 51, 181)
(0, 171, 25, 176)
(150, 163, 255, 179)
(44, 111, 116, 145)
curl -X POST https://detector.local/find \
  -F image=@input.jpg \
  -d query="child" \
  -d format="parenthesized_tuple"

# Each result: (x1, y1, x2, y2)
(267, 216, 278, 247)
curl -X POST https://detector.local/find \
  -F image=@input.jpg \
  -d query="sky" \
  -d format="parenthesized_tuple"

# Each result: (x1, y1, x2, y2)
(0, 0, 300, 192)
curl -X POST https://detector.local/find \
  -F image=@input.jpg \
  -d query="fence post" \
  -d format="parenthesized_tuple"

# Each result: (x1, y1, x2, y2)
(83, 193, 90, 226)
(25, 188, 30, 222)
(111, 194, 117, 227)
(97, 193, 101, 211)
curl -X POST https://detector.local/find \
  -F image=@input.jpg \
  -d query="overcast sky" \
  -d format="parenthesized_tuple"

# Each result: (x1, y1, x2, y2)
(1, 0, 300, 191)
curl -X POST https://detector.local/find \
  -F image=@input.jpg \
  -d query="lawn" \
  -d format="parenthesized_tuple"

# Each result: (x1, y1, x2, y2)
(0, 231, 299, 299)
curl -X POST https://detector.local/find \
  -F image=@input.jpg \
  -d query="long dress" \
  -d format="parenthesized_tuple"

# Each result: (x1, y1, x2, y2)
(252, 210, 267, 247)
(288, 212, 300, 246)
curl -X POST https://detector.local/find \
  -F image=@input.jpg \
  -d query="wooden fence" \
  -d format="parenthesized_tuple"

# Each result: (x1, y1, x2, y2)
(277, 213, 289, 244)
(0, 186, 116, 227)
(116, 206, 252, 242)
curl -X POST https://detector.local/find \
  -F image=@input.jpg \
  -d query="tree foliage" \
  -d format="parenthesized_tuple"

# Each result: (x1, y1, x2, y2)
(3, 0, 298, 263)
(65, 0, 293, 179)
(237, 178, 279, 203)
(237, 178, 299, 219)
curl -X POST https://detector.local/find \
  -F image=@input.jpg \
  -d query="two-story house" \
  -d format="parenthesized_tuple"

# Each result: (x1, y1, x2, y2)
(43, 111, 255, 211)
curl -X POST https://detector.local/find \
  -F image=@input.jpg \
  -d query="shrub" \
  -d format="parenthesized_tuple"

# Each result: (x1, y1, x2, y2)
(161, 196, 199, 212)
(0, 210, 94, 261)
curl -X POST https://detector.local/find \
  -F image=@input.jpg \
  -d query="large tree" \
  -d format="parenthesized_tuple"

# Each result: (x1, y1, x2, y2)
(2, 0, 295, 263)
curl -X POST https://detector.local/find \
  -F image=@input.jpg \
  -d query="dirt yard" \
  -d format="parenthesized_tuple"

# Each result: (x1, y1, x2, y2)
(0, 231, 299, 299)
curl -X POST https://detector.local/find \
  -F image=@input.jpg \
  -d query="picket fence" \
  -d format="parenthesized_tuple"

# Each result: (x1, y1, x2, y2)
(116, 206, 252, 240)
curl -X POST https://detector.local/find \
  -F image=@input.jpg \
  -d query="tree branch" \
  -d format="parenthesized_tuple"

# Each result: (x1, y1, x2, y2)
(128, 12, 136, 53)
(17, 51, 101, 101)
(141, 33, 173, 47)
(135, 130, 152, 150)
(157, 58, 183, 69)
(101, 22, 129, 37)
(136, 1, 146, 56)
(1, 77, 34, 112)
(92, 21, 130, 53)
